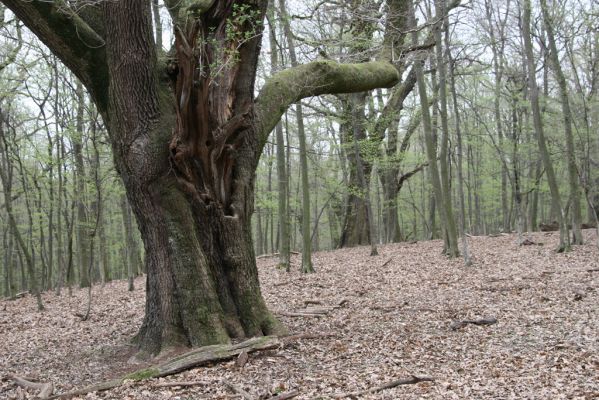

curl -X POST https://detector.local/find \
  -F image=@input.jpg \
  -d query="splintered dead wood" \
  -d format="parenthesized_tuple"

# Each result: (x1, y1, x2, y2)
(332, 375, 435, 398)
(43, 336, 280, 399)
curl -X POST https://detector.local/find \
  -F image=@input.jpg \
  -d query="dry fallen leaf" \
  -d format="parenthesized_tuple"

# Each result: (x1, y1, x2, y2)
(0, 230, 597, 399)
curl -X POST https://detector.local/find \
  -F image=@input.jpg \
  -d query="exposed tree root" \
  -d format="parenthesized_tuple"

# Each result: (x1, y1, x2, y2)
(32, 334, 332, 399)
(43, 336, 280, 399)
(332, 375, 435, 398)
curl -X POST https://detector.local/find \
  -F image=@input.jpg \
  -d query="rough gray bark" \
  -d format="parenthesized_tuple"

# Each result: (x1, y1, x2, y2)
(2, 0, 398, 354)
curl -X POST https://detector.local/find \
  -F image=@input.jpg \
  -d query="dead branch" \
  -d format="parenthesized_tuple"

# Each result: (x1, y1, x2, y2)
(450, 317, 497, 331)
(278, 311, 324, 318)
(268, 389, 300, 400)
(257, 251, 300, 259)
(333, 375, 435, 398)
(478, 285, 528, 292)
(488, 233, 508, 237)
(380, 257, 393, 268)
(46, 336, 280, 399)
(153, 380, 210, 388)
(9, 291, 27, 300)
(7, 374, 54, 399)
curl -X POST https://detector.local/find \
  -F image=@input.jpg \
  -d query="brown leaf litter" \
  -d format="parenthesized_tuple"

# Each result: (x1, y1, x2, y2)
(1, 230, 598, 399)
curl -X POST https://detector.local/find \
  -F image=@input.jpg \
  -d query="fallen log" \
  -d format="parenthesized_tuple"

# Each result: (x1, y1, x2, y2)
(333, 375, 434, 398)
(45, 336, 280, 399)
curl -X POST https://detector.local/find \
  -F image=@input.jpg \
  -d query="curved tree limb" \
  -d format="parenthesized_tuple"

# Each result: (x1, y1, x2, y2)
(1, 0, 108, 109)
(254, 60, 399, 148)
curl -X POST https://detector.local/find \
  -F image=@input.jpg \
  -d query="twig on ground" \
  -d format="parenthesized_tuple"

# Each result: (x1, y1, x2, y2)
(278, 311, 324, 318)
(153, 380, 210, 388)
(450, 317, 497, 331)
(333, 375, 435, 398)
(257, 251, 300, 259)
(380, 257, 393, 268)
(268, 389, 299, 399)
(303, 299, 322, 306)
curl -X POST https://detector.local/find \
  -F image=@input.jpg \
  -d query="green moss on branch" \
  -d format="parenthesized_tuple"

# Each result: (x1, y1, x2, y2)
(254, 60, 399, 148)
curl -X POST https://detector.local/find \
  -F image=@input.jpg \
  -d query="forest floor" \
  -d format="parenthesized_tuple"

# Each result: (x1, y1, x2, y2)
(1, 230, 598, 399)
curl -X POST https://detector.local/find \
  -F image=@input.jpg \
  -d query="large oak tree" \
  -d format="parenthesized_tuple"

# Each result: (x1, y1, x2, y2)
(2, 0, 399, 354)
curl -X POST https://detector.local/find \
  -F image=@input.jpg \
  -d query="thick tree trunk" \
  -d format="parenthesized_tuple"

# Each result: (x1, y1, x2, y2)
(129, 173, 284, 354)
(338, 112, 372, 248)
(2, 0, 399, 356)
(101, 0, 287, 355)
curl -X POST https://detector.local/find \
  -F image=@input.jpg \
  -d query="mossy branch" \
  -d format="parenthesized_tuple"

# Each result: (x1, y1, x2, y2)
(1, 0, 108, 109)
(254, 60, 399, 149)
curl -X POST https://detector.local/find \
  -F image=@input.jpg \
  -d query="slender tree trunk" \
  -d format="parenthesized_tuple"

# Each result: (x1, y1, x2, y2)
(74, 82, 91, 288)
(350, 92, 378, 256)
(447, 34, 471, 266)
(540, 0, 583, 244)
(0, 117, 44, 310)
(412, 0, 450, 254)
(121, 194, 136, 291)
(279, 0, 313, 272)
(434, 0, 459, 257)
(521, 0, 569, 252)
